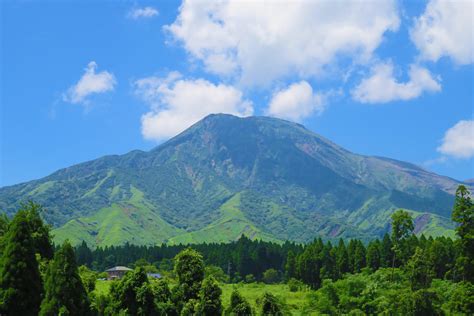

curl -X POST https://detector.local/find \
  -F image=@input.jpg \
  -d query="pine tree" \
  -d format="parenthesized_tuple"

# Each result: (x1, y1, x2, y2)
(366, 240, 381, 271)
(284, 250, 296, 280)
(428, 239, 450, 278)
(40, 241, 91, 316)
(296, 242, 322, 289)
(76, 240, 93, 267)
(336, 239, 349, 278)
(451, 185, 474, 282)
(0, 210, 43, 316)
(199, 276, 222, 316)
(24, 202, 54, 260)
(380, 233, 393, 268)
(353, 240, 366, 272)
(407, 247, 434, 291)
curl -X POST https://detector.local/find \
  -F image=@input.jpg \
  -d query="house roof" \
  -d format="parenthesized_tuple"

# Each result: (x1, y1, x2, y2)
(105, 266, 133, 272)
(147, 273, 161, 278)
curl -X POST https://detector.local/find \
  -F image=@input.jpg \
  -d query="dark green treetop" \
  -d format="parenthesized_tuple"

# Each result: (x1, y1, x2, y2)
(174, 248, 205, 302)
(226, 289, 252, 316)
(199, 276, 223, 316)
(0, 210, 42, 316)
(39, 241, 91, 316)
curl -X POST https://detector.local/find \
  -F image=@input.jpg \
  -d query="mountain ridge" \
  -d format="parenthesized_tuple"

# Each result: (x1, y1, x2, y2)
(0, 114, 468, 246)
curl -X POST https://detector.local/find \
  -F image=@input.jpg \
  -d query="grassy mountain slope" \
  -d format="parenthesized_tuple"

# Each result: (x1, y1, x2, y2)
(0, 114, 467, 246)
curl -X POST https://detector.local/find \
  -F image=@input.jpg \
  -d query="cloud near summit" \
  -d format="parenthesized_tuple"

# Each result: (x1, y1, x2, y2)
(133, 73, 253, 141)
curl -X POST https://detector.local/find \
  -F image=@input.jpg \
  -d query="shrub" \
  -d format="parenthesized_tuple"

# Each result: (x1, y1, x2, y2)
(262, 269, 280, 284)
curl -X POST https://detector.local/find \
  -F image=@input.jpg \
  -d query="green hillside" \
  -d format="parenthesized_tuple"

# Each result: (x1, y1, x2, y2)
(1, 114, 467, 246)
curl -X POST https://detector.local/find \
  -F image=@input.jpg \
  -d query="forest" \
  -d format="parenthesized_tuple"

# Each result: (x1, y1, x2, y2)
(0, 185, 472, 315)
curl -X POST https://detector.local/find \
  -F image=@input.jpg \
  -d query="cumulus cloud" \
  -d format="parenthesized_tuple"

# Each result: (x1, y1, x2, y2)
(133, 73, 253, 140)
(166, 0, 400, 85)
(128, 6, 159, 19)
(63, 61, 116, 105)
(410, 0, 473, 65)
(266, 81, 326, 122)
(351, 62, 441, 103)
(437, 120, 474, 159)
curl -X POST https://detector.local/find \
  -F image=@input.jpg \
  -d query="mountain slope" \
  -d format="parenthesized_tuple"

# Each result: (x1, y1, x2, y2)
(0, 114, 467, 246)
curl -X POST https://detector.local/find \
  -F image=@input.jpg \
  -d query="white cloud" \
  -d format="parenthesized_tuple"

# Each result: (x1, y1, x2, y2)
(133, 73, 253, 140)
(410, 0, 474, 65)
(266, 81, 326, 122)
(166, 0, 400, 85)
(63, 61, 116, 105)
(351, 62, 441, 103)
(128, 7, 159, 19)
(437, 120, 474, 159)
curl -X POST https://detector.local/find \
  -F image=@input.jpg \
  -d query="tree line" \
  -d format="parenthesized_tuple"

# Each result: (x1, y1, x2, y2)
(0, 185, 472, 315)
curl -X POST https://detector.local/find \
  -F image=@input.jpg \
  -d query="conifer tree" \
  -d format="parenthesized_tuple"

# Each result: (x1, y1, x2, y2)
(366, 240, 381, 271)
(407, 247, 434, 291)
(380, 233, 393, 268)
(284, 250, 296, 280)
(335, 239, 349, 278)
(390, 209, 414, 268)
(174, 248, 205, 302)
(226, 289, 252, 316)
(0, 210, 42, 316)
(259, 292, 284, 316)
(199, 276, 222, 316)
(353, 240, 366, 272)
(451, 185, 474, 282)
(24, 202, 53, 260)
(296, 242, 322, 289)
(40, 241, 91, 316)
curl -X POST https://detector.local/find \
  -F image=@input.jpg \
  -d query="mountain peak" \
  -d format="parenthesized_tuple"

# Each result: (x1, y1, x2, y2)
(0, 113, 462, 246)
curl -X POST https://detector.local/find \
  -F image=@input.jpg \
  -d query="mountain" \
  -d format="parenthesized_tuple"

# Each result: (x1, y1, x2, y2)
(0, 114, 468, 246)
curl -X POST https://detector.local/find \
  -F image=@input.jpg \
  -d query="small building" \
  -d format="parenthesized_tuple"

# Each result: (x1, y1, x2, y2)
(105, 266, 132, 280)
(147, 273, 161, 279)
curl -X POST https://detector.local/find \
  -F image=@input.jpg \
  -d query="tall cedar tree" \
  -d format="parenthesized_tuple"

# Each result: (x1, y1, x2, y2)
(407, 247, 434, 291)
(353, 240, 366, 273)
(336, 239, 349, 277)
(451, 185, 474, 282)
(174, 248, 205, 302)
(199, 276, 223, 315)
(296, 241, 322, 289)
(0, 210, 42, 316)
(380, 233, 393, 268)
(40, 241, 91, 316)
(24, 202, 54, 260)
(366, 240, 381, 271)
(284, 250, 296, 280)
(390, 209, 414, 268)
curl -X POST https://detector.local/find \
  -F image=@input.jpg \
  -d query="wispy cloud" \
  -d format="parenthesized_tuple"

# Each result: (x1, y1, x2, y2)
(63, 61, 116, 105)
(128, 7, 159, 20)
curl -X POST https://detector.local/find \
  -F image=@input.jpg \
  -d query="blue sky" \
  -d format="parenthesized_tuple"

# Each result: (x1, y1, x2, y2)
(1, 0, 473, 187)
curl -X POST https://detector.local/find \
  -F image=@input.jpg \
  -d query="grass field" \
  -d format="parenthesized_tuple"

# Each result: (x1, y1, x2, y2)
(94, 280, 311, 315)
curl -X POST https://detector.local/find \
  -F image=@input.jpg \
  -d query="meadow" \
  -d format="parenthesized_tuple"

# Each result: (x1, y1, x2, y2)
(95, 280, 309, 315)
